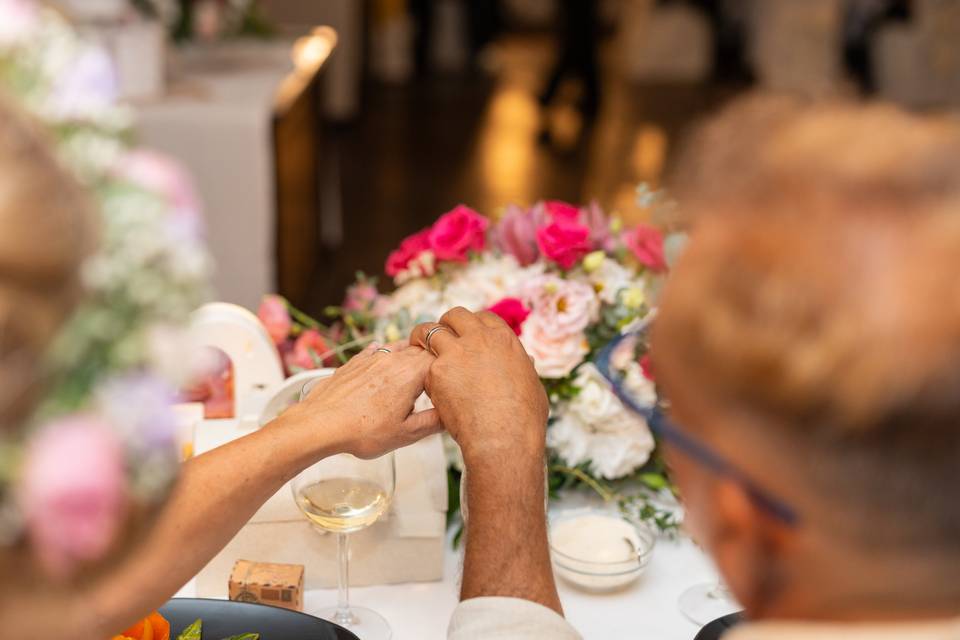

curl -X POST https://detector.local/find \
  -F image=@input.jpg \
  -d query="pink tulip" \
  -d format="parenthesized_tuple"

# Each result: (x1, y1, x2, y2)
(285, 329, 330, 371)
(20, 416, 126, 578)
(257, 295, 292, 345)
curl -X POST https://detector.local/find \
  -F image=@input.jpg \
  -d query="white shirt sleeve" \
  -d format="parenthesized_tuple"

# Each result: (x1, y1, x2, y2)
(448, 597, 583, 640)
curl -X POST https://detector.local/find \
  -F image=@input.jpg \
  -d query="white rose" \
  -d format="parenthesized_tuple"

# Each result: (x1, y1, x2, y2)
(546, 363, 656, 479)
(549, 409, 655, 480)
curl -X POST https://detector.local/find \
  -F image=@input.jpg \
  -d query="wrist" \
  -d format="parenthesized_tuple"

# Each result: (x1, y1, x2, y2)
(265, 403, 346, 465)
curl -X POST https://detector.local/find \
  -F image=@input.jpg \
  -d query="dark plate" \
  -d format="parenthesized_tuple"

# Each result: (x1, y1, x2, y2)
(159, 598, 360, 640)
(694, 612, 743, 640)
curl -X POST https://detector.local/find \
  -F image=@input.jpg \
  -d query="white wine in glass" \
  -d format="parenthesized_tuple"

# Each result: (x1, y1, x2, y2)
(292, 376, 396, 640)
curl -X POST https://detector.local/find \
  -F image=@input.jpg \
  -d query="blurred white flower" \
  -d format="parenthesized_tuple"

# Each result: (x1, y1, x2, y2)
(548, 364, 655, 479)
(0, 0, 38, 47)
(586, 257, 635, 304)
(388, 278, 445, 322)
(442, 254, 523, 310)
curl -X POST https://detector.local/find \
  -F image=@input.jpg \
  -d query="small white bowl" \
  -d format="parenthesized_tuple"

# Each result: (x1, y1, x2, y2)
(549, 509, 656, 592)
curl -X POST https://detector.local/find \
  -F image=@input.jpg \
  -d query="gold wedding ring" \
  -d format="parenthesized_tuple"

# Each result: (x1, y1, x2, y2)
(375, 347, 392, 354)
(424, 325, 449, 356)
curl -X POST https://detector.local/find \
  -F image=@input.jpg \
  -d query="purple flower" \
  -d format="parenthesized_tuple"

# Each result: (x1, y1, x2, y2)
(20, 415, 126, 578)
(98, 374, 178, 453)
(493, 204, 545, 266)
(50, 47, 118, 120)
(583, 201, 614, 251)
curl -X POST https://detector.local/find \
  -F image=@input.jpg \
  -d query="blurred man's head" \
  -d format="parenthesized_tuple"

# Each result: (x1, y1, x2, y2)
(653, 96, 960, 622)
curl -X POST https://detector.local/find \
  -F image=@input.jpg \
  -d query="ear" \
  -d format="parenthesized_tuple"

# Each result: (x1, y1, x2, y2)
(709, 478, 791, 617)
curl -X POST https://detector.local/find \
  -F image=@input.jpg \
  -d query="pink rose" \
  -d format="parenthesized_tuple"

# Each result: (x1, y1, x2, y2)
(537, 221, 592, 270)
(520, 316, 590, 379)
(20, 416, 126, 577)
(428, 205, 489, 262)
(257, 295, 292, 345)
(545, 200, 581, 224)
(493, 204, 543, 266)
(522, 274, 599, 336)
(488, 297, 531, 336)
(386, 228, 432, 278)
(285, 329, 331, 372)
(624, 225, 667, 272)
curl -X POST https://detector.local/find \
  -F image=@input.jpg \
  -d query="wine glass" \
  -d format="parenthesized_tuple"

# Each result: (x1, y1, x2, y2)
(291, 377, 396, 639)
(679, 580, 741, 626)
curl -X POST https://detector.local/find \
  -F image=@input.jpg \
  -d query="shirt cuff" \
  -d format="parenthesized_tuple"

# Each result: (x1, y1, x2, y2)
(448, 597, 582, 640)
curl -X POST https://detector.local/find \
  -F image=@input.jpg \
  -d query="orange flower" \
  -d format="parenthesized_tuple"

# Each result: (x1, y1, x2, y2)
(111, 611, 170, 640)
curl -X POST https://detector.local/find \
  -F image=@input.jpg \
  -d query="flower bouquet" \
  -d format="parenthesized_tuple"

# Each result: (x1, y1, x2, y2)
(259, 188, 685, 534)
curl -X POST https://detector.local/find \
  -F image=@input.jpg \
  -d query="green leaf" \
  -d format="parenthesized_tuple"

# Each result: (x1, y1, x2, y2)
(176, 619, 202, 640)
(639, 472, 668, 491)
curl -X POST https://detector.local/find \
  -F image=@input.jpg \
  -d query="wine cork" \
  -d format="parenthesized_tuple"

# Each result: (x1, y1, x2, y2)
(228, 559, 304, 611)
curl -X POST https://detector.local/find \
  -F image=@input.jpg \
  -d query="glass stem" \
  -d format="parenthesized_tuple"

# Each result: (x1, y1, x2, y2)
(334, 532, 355, 626)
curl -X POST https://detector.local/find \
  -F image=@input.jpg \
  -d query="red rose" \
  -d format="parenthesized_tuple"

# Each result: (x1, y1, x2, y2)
(640, 354, 655, 381)
(428, 205, 488, 262)
(624, 225, 667, 272)
(385, 228, 431, 277)
(488, 297, 532, 336)
(536, 221, 592, 270)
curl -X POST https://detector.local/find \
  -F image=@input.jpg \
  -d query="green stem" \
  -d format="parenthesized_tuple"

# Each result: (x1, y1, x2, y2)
(287, 304, 323, 330)
(550, 465, 618, 503)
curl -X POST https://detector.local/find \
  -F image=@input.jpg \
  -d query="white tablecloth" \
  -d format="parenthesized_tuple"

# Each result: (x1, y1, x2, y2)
(179, 519, 723, 640)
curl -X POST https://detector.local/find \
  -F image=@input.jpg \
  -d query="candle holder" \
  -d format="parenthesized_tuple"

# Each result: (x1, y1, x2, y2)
(549, 508, 656, 592)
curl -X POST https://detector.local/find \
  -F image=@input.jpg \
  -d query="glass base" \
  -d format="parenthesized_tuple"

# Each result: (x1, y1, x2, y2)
(678, 582, 741, 627)
(317, 605, 392, 640)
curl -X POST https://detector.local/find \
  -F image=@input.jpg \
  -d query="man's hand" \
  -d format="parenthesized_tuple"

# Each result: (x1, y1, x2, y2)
(410, 307, 549, 465)
(279, 342, 442, 459)
(411, 308, 562, 615)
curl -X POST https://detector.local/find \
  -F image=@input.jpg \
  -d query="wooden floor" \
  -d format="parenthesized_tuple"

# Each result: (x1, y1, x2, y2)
(306, 35, 744, 312)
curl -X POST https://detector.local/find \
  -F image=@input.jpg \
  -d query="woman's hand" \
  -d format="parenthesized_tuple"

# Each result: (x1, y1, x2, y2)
(277, 343, 441, 459)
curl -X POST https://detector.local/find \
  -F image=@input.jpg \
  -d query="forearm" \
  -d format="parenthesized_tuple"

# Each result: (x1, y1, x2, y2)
(460, 448, 562, 615)
(87, 410, 337, 636)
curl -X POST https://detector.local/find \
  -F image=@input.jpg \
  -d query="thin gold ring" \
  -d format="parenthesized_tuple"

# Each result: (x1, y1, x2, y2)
(424, 325, 449, 356)
(375, 347, 392, 354)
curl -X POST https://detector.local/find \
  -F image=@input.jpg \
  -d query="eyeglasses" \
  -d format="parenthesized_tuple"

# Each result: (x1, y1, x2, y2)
(595, 331, 799, 526)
